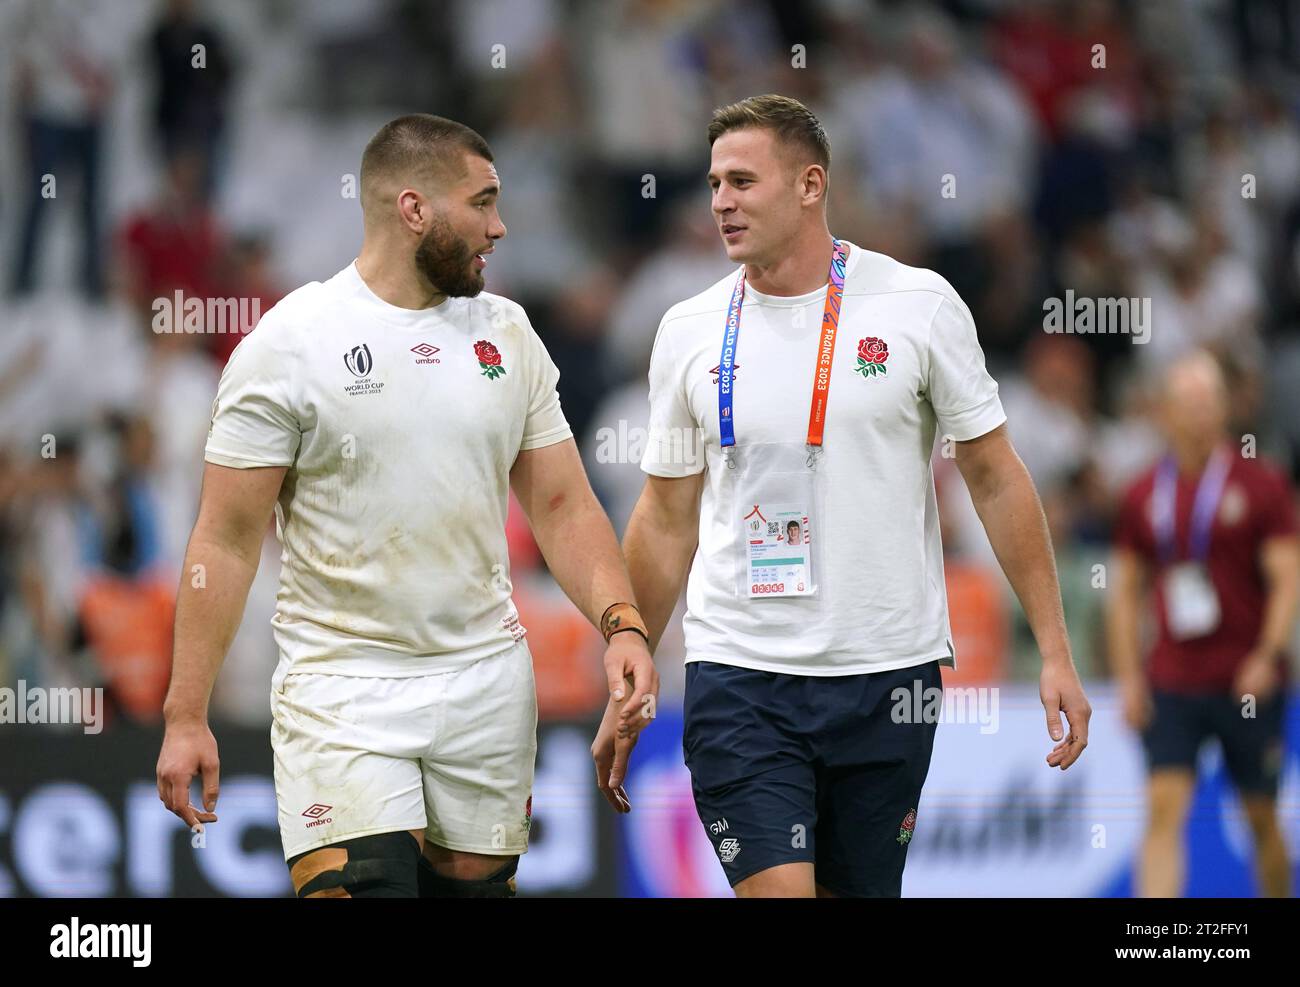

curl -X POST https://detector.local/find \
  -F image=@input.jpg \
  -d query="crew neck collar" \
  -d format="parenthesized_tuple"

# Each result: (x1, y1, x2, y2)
(740, 241, 861, 307)
(345, 260, 454, 327)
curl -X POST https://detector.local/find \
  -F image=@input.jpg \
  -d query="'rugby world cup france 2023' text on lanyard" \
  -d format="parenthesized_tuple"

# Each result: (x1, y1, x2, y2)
(717, 239, 848, 600)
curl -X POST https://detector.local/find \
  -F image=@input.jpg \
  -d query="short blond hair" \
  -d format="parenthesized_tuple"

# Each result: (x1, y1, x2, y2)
(707, 94, 831, 171)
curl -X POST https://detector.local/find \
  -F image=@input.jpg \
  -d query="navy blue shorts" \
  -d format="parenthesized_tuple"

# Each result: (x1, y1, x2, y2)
(1142, 687, 1285, 796)
(682, 658, 941, 897)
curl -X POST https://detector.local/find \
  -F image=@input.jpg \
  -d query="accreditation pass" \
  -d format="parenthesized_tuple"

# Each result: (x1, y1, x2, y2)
(744, 502, 813, 597)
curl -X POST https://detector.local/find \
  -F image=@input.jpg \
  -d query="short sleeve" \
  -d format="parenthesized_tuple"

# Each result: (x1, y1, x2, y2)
(204, 317, 301, 468)
(927, 294, 1007, 441)
(1255, 464, 1299, 541)
(640, 318, 705, 477)
(519, 317, 572, 451)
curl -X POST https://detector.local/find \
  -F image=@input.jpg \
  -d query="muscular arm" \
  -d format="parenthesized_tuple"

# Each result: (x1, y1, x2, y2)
(509, 438, 638, 629)
(158, 461, 284, 828)
(955, 423, 1071, 665)
(955, 423, 1091, 766)
(511, 438, 657, 732)
(164, 462, 285, 724)
(622, 472, 703, 653)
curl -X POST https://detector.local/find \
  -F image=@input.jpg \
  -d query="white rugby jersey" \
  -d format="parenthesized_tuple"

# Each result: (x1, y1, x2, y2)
(205, 262, 571, 680)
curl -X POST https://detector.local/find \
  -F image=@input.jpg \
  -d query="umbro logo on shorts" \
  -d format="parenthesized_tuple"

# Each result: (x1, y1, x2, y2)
(302, 803, 334, 827)
(718, 836, 741, 863)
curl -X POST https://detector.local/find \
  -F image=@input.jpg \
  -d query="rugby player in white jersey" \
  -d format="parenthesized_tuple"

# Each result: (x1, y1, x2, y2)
(157, 114, 656, 897)
(595, 94, 1092, 897)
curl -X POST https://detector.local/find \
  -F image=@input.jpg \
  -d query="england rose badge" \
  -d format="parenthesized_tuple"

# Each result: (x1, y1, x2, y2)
(856, 336, 888, 378)
(474, 339, 507, 380)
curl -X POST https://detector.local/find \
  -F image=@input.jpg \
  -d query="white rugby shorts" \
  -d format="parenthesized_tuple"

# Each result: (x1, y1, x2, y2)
(270, 640, 537, 860)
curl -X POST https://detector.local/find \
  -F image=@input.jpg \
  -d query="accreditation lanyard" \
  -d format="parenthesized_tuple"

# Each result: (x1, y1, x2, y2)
(717, 239, 849, 468)
(1153, 446, 1230, 564)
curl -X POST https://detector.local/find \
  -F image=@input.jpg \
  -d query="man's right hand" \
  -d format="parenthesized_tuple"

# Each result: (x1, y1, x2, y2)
(156, 719, 221, 830)
(157, 463, 283, 831)
(591, 695, 636, 814)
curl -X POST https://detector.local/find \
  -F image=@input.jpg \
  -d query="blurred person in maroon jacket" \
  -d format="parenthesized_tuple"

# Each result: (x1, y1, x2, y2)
(117, 147, 224, 314)
(210, 233, 282, 366)
(1108, 350, 1298, 898)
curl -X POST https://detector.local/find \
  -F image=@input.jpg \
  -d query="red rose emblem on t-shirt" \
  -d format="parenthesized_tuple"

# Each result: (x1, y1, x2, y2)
(474, 339, 506, 379)
(856, 337, 889, 378)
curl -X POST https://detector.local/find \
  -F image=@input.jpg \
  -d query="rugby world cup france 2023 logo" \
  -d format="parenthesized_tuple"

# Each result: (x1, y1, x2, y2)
(345, 344, 373, 377)
(343, 344, 384, 395)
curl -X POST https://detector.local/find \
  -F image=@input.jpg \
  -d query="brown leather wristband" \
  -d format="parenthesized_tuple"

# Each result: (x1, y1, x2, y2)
(600, 602, 649, 644)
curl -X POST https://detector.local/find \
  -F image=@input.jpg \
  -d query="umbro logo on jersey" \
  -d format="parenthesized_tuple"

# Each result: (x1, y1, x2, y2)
(343, 343, 384, 396)
(411, 342, 441, 365)
(709, 364, 739, 384)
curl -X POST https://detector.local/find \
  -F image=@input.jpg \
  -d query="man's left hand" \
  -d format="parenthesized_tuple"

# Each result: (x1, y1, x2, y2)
(603, 632, 658, 740)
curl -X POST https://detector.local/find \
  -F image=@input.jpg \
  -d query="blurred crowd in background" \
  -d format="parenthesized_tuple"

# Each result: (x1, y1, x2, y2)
(3, 0, 1300, 730)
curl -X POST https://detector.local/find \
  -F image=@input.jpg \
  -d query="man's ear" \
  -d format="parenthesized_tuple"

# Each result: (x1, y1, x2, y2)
(397, 188, 427, 233)
(800, 165, 827, 207)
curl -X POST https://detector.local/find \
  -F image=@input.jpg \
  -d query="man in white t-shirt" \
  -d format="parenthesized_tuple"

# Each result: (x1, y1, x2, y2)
(595, 94, 1092, 898)
(156, 114, 657, 897)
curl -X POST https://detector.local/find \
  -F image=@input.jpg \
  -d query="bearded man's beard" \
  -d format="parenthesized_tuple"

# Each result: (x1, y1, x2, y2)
(415, 217, 483, 298)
